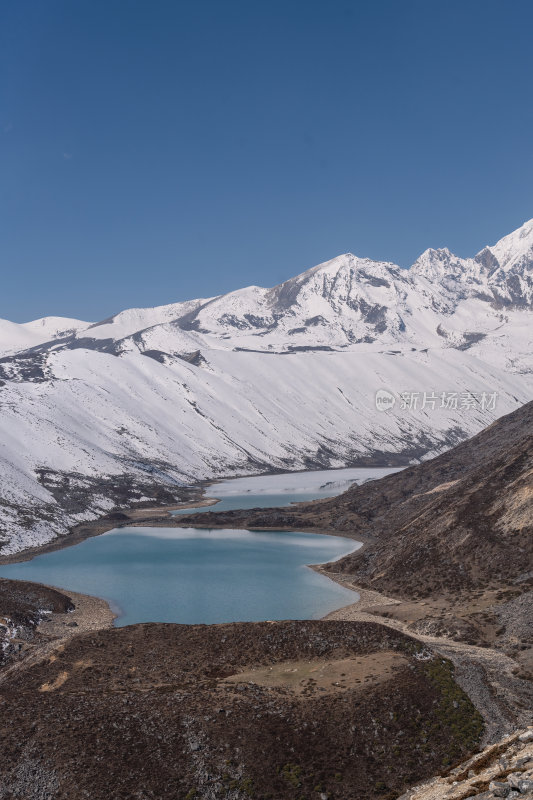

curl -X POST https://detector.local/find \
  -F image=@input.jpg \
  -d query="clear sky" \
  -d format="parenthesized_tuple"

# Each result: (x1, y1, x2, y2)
(2, 0, 532, 323)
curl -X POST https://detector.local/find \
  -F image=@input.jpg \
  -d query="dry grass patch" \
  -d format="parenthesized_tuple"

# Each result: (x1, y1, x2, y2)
(222, 651, 407, 695)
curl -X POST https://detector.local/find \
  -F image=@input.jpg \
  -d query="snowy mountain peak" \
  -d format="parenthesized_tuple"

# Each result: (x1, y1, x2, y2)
(410, 247, 468, 278)
(0, 315, 89, 356)
(475, 218, 533, 307)
(0, 218, 532, 362)
(482, 217, 533, 272)
(408, 219, 533, 310)
(25, 315, 89, 333)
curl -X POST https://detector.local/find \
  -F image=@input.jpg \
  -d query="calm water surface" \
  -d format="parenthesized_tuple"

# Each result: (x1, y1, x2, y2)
(0, 469, 399, 626)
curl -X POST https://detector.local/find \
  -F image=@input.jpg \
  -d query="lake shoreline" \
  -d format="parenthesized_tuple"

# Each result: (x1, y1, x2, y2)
(0, 469, 377, 631)
(0, 494, 222, 566)
(2, 472, 529, 753)
(0, 526, 364, 629)
(0, 464, 401, 566)
(0, 464, 384, 566)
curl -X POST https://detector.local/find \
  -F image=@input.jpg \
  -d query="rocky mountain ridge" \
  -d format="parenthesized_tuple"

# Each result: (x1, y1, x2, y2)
(0, 219, 532, 553)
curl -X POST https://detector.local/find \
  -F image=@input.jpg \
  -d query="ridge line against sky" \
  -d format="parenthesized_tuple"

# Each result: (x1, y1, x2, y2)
(11, 214, 533, 327)
(2, 0, 533, 322)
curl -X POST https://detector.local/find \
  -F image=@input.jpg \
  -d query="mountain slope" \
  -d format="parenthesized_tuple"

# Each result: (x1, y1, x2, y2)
(178, 400, 532, 668)
(0, 219, 532, 554)
(190, 400, 532, 592)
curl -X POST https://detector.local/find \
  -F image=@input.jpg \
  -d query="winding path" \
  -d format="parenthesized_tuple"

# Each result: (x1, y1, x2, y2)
(323, 578, 533, 745)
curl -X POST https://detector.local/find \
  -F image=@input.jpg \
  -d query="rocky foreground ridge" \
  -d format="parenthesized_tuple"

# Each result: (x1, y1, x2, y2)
(0, 615, 486, 800)
(400, 728, 533, 800)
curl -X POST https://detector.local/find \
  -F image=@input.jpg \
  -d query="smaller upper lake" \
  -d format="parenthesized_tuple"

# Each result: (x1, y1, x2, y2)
(173, 467, 401, 515)
(0, 468, 400, 626)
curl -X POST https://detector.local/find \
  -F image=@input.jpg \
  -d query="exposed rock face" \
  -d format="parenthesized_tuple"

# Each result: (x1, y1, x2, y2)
(0, 579, 73, 667)
(399, 727, 533, 800)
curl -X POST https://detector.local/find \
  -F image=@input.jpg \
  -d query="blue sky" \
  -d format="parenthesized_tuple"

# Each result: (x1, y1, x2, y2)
(2, 0, 533, 323)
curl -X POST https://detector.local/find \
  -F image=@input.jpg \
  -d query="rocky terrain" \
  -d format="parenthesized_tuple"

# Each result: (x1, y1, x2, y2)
(0, 619, 486, 800)
(0, 402, 531, 798)
(0, 579, 73, 667)
(400, 727, 533, 800)
(1, 219, 533, 553)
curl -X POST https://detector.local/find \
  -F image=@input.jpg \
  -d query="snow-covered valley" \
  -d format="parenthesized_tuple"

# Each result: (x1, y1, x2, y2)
(0, 219, 532, 554)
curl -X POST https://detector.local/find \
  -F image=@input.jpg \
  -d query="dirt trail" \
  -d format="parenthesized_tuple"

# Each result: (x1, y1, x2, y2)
(323, 579, 532, 745)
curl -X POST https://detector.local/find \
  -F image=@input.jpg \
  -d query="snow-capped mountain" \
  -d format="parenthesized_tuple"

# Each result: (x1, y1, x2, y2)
(0, 316, 88, 357)
(0, 219, 532, 554)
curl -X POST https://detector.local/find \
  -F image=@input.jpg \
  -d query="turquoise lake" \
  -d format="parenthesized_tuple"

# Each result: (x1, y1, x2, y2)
(0, 469, 399, 626)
